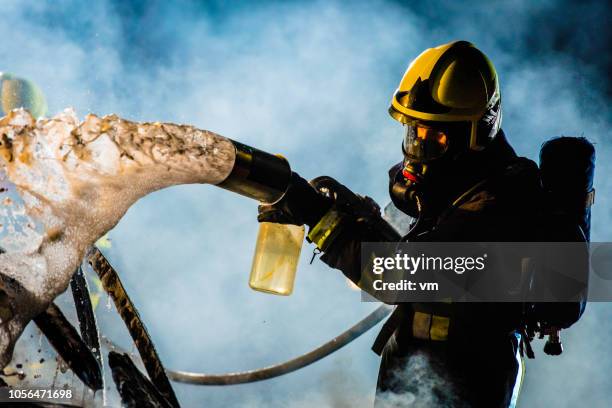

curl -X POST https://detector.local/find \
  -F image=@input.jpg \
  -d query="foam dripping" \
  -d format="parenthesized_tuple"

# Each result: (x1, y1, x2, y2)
(0, 108, 236, 368)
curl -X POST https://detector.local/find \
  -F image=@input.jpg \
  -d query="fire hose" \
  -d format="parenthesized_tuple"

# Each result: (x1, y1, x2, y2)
(101, 304, 391, 386)
(166, 305, 391, 385)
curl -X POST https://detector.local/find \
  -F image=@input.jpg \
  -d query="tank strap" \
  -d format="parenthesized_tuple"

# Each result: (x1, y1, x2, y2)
(372, 305, 407, 355)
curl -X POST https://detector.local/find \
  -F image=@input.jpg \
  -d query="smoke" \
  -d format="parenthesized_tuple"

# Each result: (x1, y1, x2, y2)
(375, 352, 468, 408)
(1, 0, 610, 406)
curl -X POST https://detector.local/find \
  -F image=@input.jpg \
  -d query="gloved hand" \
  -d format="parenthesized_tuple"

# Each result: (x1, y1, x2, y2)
(310, 176, 400, 241)
(308, 176, 381, 222)
(256, 173, 379, 228)
(258, 173, 398, 240)
(257, 172, 332, 227)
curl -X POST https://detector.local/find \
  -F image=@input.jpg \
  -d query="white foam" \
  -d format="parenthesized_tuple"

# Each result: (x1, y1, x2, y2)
(0, 109, 236, 367)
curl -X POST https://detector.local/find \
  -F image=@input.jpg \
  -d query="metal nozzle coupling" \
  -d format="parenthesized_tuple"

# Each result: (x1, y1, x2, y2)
(217, 141, 292, 204)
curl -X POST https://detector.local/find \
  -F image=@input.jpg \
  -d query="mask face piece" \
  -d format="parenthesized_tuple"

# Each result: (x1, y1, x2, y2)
(402, 122, 449, 163)
(392, 121, 474, 218)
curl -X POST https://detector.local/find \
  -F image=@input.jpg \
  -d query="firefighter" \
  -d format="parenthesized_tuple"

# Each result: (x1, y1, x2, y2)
(258, 41, 585, 407)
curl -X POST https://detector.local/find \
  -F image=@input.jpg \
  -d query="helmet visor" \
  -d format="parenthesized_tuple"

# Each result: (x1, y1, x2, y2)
(402, 122, 449, 162)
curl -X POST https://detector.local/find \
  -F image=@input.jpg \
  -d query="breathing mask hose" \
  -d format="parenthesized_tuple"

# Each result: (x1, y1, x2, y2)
(390, 176, 425, 240)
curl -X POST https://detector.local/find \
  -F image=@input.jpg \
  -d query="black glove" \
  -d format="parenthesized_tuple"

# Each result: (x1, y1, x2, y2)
(256, 173, 379, 228)
(309, 176, 380, 221)
(258, 174, 398, 241)
(310, 176, 400, 241)
(257, 172, 332, 227)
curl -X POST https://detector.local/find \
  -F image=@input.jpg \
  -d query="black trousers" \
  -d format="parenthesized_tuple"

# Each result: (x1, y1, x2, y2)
(374, 331, 523, 408)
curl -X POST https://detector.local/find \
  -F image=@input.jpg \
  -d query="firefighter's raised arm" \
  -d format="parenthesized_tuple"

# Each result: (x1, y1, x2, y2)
(257, 174, 400, 291)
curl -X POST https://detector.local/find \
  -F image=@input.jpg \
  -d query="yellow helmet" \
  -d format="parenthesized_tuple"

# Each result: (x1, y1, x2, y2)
(0, 72, 47, 118)
(389, 41, 501, 152)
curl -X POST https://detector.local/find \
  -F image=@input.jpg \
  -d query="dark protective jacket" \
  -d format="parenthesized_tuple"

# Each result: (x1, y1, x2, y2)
(318, 131, 586, 407)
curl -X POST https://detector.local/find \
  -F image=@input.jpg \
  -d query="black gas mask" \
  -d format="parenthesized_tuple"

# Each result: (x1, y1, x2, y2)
(389, 120, 475, 218)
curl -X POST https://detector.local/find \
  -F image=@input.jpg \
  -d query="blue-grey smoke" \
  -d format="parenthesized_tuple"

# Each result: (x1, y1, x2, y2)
(1, 0, 610, 406)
